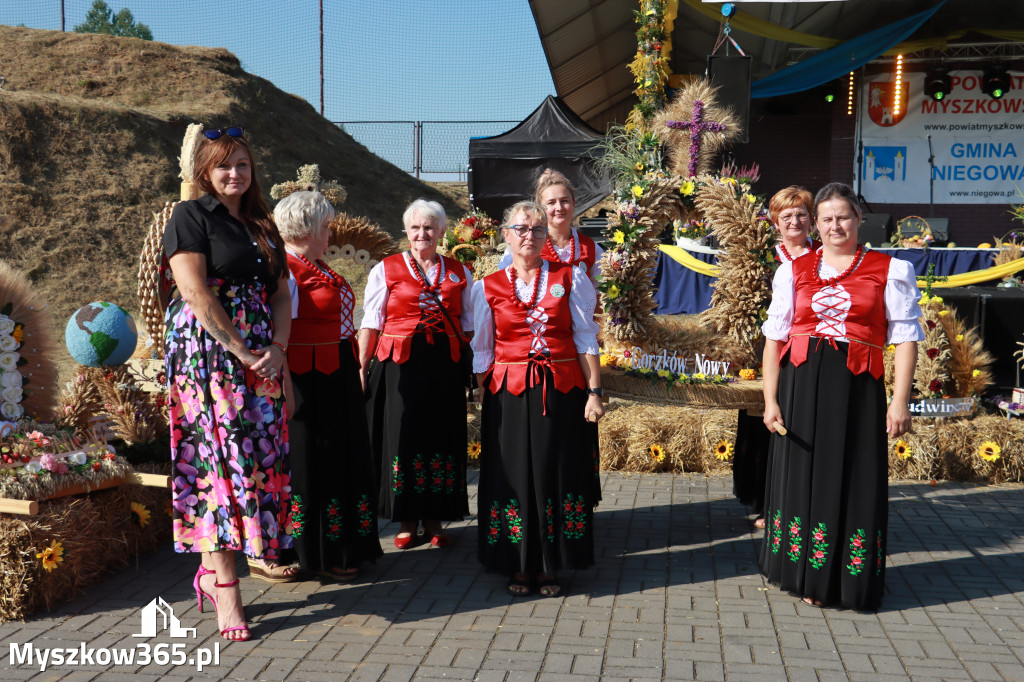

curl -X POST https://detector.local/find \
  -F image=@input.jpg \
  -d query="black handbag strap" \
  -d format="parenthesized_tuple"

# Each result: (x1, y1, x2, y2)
(408, 252, 469, 344)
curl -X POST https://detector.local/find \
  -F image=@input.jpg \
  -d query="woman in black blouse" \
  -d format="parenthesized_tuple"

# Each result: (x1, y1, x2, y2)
(163, 127, 295, 642)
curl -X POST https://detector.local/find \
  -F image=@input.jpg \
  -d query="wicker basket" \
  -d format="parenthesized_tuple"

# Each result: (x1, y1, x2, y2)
(602, 367, 764, 410)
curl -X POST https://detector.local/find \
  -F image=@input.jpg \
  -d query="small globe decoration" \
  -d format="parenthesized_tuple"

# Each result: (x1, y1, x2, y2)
(65, 302, 138, 367)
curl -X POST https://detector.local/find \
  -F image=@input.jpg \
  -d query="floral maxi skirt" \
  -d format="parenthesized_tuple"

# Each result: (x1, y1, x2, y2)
(164, 279, 292, 559)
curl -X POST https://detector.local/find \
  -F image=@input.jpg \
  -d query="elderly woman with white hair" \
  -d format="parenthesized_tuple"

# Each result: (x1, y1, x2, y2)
(276, 190, 382, 580)
(359, 199, 473, 549)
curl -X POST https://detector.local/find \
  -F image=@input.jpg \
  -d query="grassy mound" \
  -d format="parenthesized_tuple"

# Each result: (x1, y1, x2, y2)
(0, 25, 462, 338)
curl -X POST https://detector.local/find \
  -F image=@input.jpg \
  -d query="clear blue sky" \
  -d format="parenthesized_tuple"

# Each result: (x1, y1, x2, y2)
(1, 0, 556, 123)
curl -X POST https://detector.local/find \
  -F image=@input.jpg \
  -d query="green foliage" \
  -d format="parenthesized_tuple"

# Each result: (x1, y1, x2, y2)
(73, 0, 153, 40)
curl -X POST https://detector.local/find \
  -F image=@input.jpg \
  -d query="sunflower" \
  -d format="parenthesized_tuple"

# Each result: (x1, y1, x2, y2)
(131, 501, 151, 528)
(714, 440, 733, 461)
(978, 441, 1001, 463)
(36, 539, 64, 572)
(647, 444, 666, 463)
(467, 441, 482, 460)
(893, 440, 912, 460)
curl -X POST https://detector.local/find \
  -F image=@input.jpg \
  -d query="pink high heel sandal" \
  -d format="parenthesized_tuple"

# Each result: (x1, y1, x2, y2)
(214, 579, 250, 641)
(193, 565, 217, 612)
(193, 565, 250, 640)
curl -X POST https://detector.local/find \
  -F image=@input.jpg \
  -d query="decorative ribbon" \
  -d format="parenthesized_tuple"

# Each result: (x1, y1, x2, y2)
(658, 244, 1024, 289)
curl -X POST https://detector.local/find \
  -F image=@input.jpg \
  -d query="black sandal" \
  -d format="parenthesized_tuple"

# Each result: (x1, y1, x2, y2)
(536, 574, 562, 598)
(506, 573, 532, 597)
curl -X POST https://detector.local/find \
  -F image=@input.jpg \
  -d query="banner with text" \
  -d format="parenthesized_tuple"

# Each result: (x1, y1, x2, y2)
(858, 70, 1024, 205)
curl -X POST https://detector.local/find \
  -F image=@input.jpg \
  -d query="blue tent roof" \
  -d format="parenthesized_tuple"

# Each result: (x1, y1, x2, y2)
(752, 2, 947, 99)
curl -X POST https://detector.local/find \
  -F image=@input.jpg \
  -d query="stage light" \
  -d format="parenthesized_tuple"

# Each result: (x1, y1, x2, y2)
(893, 54, 904, 116)
(847, 71, 855, 115)
(825, 93, 834, 103)
(982, 65, 1012, 100)
(924, 67, 951, 102)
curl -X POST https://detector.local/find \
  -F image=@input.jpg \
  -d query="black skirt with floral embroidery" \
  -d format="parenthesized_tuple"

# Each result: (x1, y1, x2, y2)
(759, 340, 888, 611)
(366, 334, 469, 521)
(477, 377, 596, 575)
(287, 343, 382, 572)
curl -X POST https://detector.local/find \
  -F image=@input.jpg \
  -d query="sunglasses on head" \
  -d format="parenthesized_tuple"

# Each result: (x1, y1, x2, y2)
(203, 126, 245, 140)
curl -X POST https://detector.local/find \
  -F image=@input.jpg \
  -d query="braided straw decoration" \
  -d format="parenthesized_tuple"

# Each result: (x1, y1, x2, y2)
(653, 81, 743, 179)
(600, 177, 684, 348)
(0, 260, 58, 420)
(324, 212, 397, 273)
(136, 202, 177, 347)
(694, 179, 773, 366)
(914, 301, 951, 397)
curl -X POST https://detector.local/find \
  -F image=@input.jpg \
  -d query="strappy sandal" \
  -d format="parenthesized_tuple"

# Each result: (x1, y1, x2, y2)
(753, 517, 766, 529)
(506, 573, 532, 597)
(193, 565, 217, 612)
(246, 558, 299, 583)
(536, 574, 562, 598)
(214, 579, 251, 641)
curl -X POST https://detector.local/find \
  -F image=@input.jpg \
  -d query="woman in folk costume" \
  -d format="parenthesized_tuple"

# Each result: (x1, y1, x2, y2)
(472, 200, 604, 598)
(760, 182, 922, 611)
(276, 191, 382, 580)
(498, 168, 604, 285)
(733, 186, 821, 530)
(498, 168, 604, 499)
(359, 199, 473, 549)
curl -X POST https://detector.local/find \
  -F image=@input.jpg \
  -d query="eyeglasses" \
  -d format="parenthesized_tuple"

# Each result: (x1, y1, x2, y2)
(203, 126, 245, 140)
(778, 211, 810, 224)
(508, 224, 547, 239)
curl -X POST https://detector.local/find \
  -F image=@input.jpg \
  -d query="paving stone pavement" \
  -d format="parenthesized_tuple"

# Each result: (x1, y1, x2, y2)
(2, 472, 1023, 681)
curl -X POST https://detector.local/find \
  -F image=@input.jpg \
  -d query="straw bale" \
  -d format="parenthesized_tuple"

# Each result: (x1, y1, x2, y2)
(595, 400, 1023, 484)
(0, 482, 170, 622)
(598, 400, 735, 474)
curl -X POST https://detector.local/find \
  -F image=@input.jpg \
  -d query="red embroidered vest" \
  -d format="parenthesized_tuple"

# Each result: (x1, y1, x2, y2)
(482, 262, 585, 396)
(541, 230, 598, 276)
(374, 253, 467, 364)
(286, 253, 356, 375)
(783, 249, 891, 379)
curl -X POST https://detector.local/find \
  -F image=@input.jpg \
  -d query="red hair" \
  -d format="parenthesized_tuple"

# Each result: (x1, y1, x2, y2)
(767, 186, 813, 226)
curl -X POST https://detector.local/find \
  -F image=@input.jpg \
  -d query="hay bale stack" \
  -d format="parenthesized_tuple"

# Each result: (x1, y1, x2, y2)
(598, 400, 735, 474)
(0, 482, 170, 622)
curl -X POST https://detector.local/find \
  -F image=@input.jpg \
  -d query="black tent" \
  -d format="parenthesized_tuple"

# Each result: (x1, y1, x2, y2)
(468, 95, 612, 222)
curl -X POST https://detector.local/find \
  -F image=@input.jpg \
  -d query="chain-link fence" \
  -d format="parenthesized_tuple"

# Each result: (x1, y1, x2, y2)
(337, 121, 519, 177)
(2, 1, 551, 180)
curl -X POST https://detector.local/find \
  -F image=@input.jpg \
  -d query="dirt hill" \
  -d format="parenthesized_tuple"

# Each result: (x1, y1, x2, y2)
(0, 26, 466, 344)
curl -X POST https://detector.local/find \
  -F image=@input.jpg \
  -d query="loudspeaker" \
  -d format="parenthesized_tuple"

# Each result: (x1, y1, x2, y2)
(860, 212, 892, 246)
(706, 56, 751, 143)
(900, 216, 950, 243)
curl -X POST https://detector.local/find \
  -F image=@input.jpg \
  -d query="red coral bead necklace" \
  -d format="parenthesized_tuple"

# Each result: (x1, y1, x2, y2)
(292, 252, 345, 288)
(777, 237, 812, 263)
(407, 252, 443, 294)
(814, 245, 863, 287)
(508, 265, 543, 310)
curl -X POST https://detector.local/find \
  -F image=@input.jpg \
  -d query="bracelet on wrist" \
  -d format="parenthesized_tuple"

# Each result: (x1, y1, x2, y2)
(271, 341, 287, 353)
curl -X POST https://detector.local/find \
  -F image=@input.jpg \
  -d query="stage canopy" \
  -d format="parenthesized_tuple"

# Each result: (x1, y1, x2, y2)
(468, 95, 613, 222)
